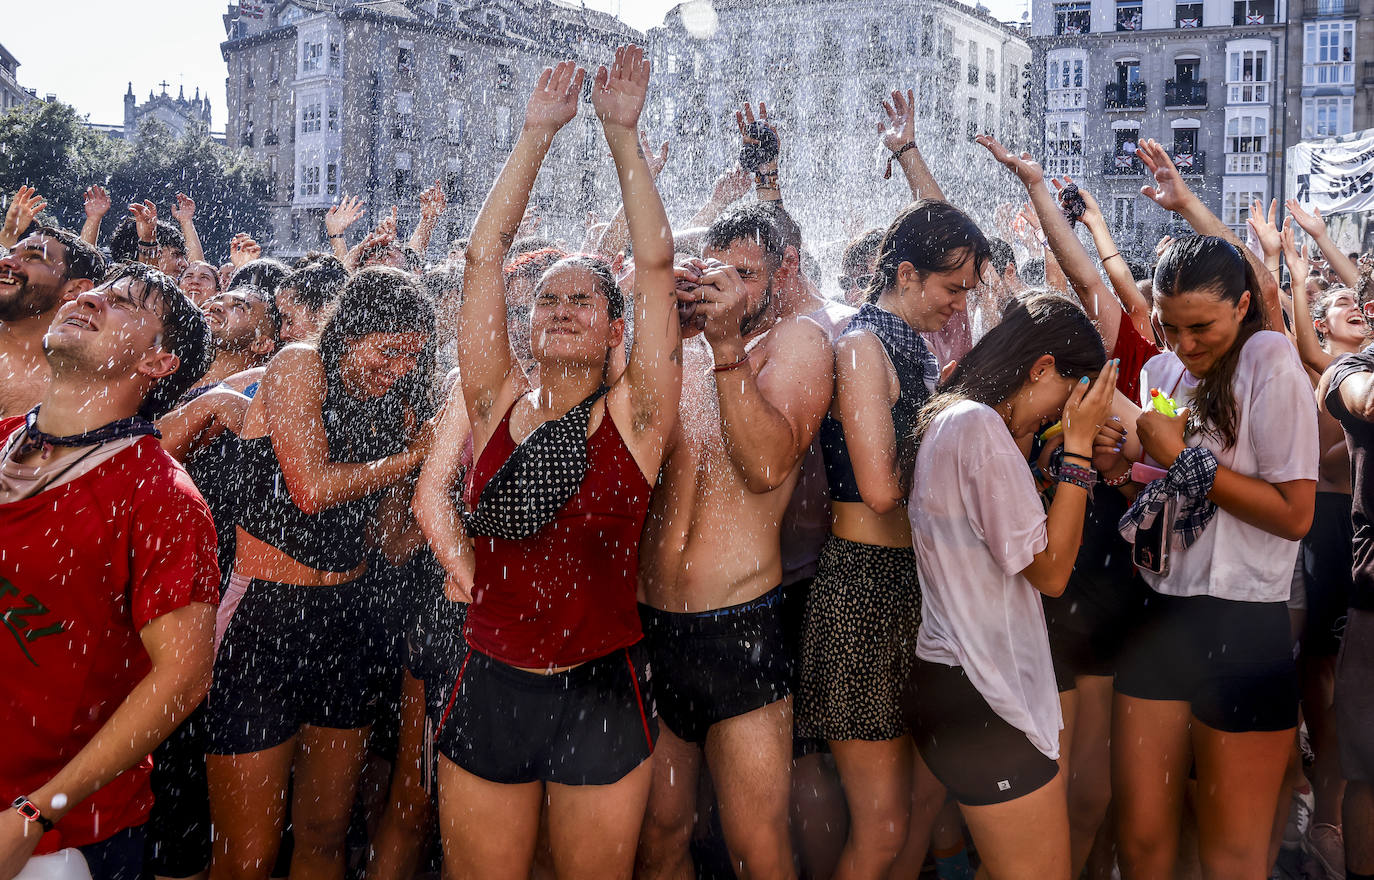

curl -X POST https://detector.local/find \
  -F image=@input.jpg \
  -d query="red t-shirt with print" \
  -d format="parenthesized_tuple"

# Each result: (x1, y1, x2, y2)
(0, 418, 220, 853)
(1113, 310, 1161, 403)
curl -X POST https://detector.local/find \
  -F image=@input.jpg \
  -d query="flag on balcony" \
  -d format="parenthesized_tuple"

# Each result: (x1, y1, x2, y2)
(1175, 152, 1195, 169)
(1179, 17, 1200, 26)
(1246, 12, 1265, 22)
(1122, 13, 1142, 29)
(1064, 24, 1082, 33)
(1115, 154, 1135, 169)
(238, 1, 265, 18)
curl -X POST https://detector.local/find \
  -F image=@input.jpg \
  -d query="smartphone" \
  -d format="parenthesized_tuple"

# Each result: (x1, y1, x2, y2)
(1132, 493, 1174, 576)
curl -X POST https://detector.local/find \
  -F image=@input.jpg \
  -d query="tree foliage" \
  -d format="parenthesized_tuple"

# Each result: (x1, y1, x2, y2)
(0, 101, 269, 263)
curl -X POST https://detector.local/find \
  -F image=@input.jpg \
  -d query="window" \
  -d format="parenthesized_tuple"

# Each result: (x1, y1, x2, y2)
(302, 41, 323, 74)
(449, 53, 464, 81)
(396, 91, 413, 116)
(1227, 46, 1271, 102)
(1304, 22, 1355, 86)
(1223, 189, 1265, 227)
(967, 97, 978, 139)
(291, 213, 301, 243)
(393, 152, 412, 200)
(444, 160, 465, 203)
(397, 45, 413, 76)
(300, 102, 321, 134)
(446, 100, 463, 144)
(494, 105, 512, 147)
(968, 41, 980, 86)
(1008, 63, 1020, 99)
(985, 103, 995, 135)
(1303, 96, 1354, 137)
(1176, 1, 1203, 26)
(246, 72, 255, 90)
(496, 63, 514, 91)
(327, 104, 338, 132)
(986, 49, 996, 90)
(1117, 0, 1143, 31)
(1173, 127, 1199, 154)
(1054, 0, 1091, 34)
(1114, 127, 1141, 154)
(1225, 114, 1268, 173)
(921, 14, 934, 54)
(1046, 118, 1084, 155)
(301, 166, 320, 197)
(1112, 196, 1136, 230)
(1233, 0, 1273, 24)
(326, 163, 337, 196)
(329, 40, 340, 72)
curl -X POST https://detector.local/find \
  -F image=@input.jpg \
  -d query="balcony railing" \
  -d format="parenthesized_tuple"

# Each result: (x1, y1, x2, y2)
(1303, 0, 1358, 15)
(1103, 151, 1145, 175)
(1164, 79, 1208, 106)
(1227, 81, 1270, 103)
(1048, 88, 1087, 110)
(1172, 150, 1206, 175)
(1105, 81, 1147, 109)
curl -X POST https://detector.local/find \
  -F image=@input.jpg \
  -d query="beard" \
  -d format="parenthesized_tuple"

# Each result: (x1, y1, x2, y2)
(0, 279, 64, 323)
(738, 280, 774, 338)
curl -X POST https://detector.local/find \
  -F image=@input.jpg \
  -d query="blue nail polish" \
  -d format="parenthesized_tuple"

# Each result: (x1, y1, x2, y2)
(1080, 376, 1090, 384)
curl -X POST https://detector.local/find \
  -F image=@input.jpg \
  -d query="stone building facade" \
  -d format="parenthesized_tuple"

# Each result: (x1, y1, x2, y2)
(1030, 0, 1290, 253)
(644, 0, 1036, 247)
(119, 82, 215, 139)
(220, 0, 640, 258)
(1280, 0, 1374, 147)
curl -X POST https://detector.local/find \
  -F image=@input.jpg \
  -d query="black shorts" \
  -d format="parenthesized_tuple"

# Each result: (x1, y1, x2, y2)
(903, 659, 1059, 807)
(1115, 592, 1299, 733)
(639, 586, 793, 744)
(205, 576, 384, 754)
(145, 706, 210, 878)
(1047, 574, 1150, 685)
(433, 641, 656, 786)
(1300, 492, 1355, 657)
(1336, 609, 1374, 782)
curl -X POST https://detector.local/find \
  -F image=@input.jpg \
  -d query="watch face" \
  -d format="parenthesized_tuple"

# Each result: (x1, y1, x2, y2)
(15, 800, 39, 820)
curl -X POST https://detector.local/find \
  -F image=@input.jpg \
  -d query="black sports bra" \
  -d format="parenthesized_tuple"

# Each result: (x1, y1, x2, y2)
(819, 304, 934, 504)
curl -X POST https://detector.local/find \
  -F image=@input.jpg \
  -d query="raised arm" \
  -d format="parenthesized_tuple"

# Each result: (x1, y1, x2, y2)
(413, 381, 476, 602)
(81, 185, 111, 247)
(880, 88, 945, 202)
(408, 180, 447, 256)
(736, 102, 782, 205)
(594, 129, 669, 258)
(325, 195, 366, 261)
(0, 186, 47, 250)
(1073, 180, 1153, 349)
(1136, 138, 1282, 330)
(263, 346, 431, 514)
(1286, 199, 1360, 289)
(1282, 219, 1335, 374)
(459, 60, 585, 431)
(592, 45, 681, 463)
(1246, 197, 1283, 293)
(170, 192, 206, 264)
(688, 166, 753, 228)
(977, 135, 1119, 345)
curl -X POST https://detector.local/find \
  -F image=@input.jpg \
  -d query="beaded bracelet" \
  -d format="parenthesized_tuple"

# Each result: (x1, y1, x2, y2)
(1104, 468, 1131, 487)
(1057, 461, 1097, 492)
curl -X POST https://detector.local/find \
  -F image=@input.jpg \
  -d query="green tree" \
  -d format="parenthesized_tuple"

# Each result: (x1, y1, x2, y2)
(0, 102, 269, 263)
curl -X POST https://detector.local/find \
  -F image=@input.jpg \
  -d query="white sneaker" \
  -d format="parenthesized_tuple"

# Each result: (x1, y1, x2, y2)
(1283, 785, 1315, 851)
(1303, 823, 1345, 880)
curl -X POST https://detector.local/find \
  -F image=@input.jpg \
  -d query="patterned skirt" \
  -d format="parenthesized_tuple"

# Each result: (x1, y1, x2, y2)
(796, 535, 921, 741)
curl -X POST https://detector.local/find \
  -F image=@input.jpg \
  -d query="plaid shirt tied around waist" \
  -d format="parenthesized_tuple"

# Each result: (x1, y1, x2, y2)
(1118, 446, 1219, 548)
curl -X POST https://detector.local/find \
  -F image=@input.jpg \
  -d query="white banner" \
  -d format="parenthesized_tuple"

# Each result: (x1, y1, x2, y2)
(1287, 128, 1374, 215)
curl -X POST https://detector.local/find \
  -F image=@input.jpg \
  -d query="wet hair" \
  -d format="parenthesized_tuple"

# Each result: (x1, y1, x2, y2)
(704, 204, 787, 270)
(536, 254, 625, 322)
(864, 200, 992, 305)
(293, 251, 335, 269)
(915, 292, 1106, 443)
(94, 262, 212, 420)
(228, 257, 291, 295)
(508, 236, 560, 260)
(280, 259, 348, 312)
(987, 237, 1017, 275)
(1021, 256, 1046, 286)
(109, 217, 186, 263)
(1152, 234, 1264, 449)
(423, 266, 464, 301)
(223, 283, 283, 342)
(505, 247, 570, 287)
(319, 266, 438, 421)
(841, 230, 884, 281)
(33, 225, 106, 283)
(761, 202, 803, 258)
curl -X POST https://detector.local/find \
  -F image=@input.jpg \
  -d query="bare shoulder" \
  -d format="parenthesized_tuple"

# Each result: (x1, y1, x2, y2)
(264, 343, 323, 383)
(761, 315, 832, 369)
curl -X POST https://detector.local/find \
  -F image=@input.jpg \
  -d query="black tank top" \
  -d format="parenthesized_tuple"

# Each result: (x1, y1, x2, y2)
(236, 379, 410, 572)
(820, 303, 934, 504)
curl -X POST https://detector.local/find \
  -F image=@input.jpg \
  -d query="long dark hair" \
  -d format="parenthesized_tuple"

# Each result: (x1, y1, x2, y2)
(318, 266, 438, 424)
(864, 199, 992, 304)
(915, 292, 1106, 442)
(1152, 235, 1263, 449)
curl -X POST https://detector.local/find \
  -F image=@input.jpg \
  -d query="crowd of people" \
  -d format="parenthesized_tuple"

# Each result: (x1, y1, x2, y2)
(3, 41, 1373, 880)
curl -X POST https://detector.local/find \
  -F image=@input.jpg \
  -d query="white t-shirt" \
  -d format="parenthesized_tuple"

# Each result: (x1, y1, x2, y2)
(908, 399, 1061, 759)
(1139, 331, 1318, 603)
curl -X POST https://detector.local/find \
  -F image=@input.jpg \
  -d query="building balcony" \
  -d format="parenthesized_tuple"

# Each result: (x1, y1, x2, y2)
(1227, 81, 1270, 103)
(1173, 150, 1206, 175)
(1165, 79, 1208, 107)
(1302, 0, 1358, 15)
(262, 128, 279, 146)
(1048, 88, 1087, 110)
(1103, 151, 1145, 175)
(1106, 82, 1147, 109)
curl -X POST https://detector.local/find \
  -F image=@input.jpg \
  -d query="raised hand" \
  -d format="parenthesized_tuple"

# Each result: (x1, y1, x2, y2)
(1, 185, 48, 247)
(1246, 197, 1281, 260)
(878, 87, 916, 153)
(128, 199, 159, 242)
(1062, 360, 1120, 456)
(711, 166, 753, 205)
(418, 180, 448, 222)
(375, 205, 399, 239)
(975, 134, 1045, 187)
(524, 60, 586, 135)
(735, 101, 779, 157)
(639, 129, 669, 178)
(592, 45, 650, 131)
(171, 192, 197, 225)
(1052, 175, 1104, 227)
(1155, 234, 1175, 260)
(1285, 198, 1328, 241)
(1136, 138, 1192, 214)
(84, 185, 111, 219)
(1280, 218, 1310, 284)
(325, 194, 366, 237)
(229, 232, 262, 268)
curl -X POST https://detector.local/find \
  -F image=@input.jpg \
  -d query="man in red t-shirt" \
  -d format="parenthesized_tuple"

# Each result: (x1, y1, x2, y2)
(0, 261, 218, 880)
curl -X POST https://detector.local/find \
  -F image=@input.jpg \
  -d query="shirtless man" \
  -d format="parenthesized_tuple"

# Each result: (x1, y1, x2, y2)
(637, 205, 834, 880)
(0, 226, 106, 417)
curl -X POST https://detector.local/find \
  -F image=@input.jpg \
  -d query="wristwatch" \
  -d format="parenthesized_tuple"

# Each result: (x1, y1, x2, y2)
(12, 795, 55, 832)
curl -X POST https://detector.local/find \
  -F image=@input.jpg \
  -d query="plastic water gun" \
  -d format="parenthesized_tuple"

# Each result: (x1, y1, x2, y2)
(1149, 388, 1179, 417)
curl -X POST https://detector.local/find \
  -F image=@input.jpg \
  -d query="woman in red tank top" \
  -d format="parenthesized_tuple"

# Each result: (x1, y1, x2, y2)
(432, 46, 680, 880)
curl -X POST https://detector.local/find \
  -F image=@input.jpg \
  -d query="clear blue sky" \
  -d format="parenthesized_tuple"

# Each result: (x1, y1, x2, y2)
(0, 0, 1024, 130)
